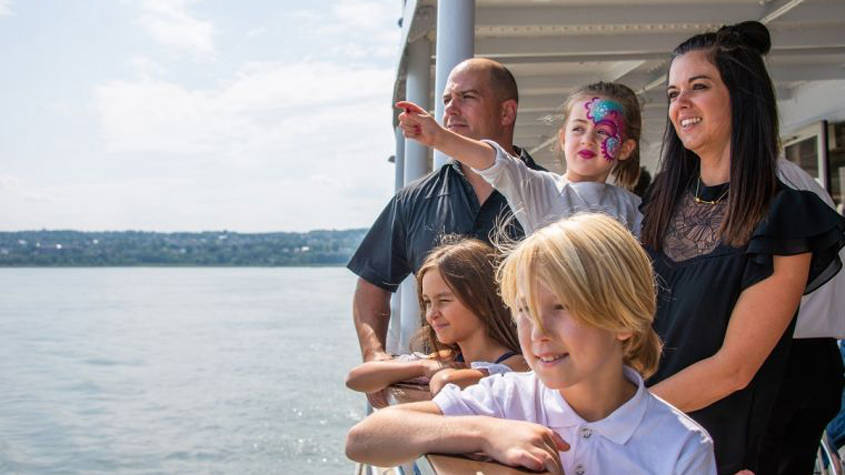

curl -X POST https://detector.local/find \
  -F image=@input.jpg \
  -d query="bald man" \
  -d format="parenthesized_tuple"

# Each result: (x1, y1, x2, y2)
(347, 58, 545, 369)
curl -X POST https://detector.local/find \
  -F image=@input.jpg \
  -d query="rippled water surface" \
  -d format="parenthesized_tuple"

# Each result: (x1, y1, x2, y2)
(0, 267, 364, 474)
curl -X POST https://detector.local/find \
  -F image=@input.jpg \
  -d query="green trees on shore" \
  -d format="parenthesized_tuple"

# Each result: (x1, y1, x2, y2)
(0, 229, 367, 266)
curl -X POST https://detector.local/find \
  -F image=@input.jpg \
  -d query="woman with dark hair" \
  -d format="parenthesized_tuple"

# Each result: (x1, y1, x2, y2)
(641, 21, 845, 474)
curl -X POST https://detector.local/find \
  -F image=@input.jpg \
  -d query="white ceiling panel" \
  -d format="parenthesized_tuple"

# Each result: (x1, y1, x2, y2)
(395, 0, 845, 171)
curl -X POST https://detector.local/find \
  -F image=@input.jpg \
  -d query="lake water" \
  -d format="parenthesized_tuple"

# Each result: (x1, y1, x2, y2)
(0, 267, 366, 474)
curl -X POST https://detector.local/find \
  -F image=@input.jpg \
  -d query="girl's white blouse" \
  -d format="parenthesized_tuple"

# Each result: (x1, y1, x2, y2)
(476, 140, 643, 237)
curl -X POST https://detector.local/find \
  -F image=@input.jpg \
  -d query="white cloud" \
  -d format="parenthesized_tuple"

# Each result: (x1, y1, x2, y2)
(22, 191, 53, 203)
(89, 60, 397, 231)
(295, 1, 401, 60)
(0, 174, 58, 215)
(246, 27, 266, 39)
(138, 0, 214, 59)
(0, 173, 23, 190)
(128, 56, 166, 79)
(95, 61, 393, 157)
(290, 9, 321, 24)
(96, 79, 216, 154)
(332, 0, 394, 31)
(0, 167, 394, 231)
(0, 177, 189, 231)
(1, 1, 404, 232)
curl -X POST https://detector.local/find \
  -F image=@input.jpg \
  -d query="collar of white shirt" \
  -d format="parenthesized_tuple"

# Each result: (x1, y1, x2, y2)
(542, 366, 648, 445)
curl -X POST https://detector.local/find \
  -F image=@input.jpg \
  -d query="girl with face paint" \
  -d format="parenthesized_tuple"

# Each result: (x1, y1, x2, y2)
(397, 81, 644, 237)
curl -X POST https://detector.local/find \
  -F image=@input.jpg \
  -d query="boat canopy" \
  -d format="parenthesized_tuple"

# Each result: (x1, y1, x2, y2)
(390, 0, 845, 174)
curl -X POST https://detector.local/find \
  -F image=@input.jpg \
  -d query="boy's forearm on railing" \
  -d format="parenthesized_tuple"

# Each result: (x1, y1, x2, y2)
(345, 402, 489, 466)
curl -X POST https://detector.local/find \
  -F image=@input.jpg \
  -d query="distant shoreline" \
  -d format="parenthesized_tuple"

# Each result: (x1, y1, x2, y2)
(0, 229, 367, 267)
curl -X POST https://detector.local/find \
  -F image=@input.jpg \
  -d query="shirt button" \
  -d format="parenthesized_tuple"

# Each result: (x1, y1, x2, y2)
(575, 464, 585, 475)
(581, 427, 592, 439)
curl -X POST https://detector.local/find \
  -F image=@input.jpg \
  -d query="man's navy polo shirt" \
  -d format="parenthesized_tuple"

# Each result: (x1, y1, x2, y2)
(348, 147, 545, 292)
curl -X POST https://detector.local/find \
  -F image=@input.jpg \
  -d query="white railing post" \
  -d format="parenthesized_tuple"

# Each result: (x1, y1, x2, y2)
(386, 127, 406, 356)
(404, 38, 431, 184)
(398, 37, 432, 353)
(394, 126, 406, 192)
(432, 0, 475, 169)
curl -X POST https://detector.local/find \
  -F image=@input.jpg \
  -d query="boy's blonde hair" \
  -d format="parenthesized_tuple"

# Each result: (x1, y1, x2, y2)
(497, 213, 661, 378)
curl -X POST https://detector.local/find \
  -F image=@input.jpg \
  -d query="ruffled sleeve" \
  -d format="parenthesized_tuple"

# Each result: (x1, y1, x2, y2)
(475, 139, 564, 233)
(743, 187, 845, 292)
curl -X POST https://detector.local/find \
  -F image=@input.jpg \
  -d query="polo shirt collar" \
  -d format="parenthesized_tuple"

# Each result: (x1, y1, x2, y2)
(448, 158, 464, 174)
(543, 366, 649, 445)
(514, 145, 538, 169)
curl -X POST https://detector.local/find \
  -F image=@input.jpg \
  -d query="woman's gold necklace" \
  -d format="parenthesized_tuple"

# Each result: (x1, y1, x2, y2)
(693, 177, 729, 205)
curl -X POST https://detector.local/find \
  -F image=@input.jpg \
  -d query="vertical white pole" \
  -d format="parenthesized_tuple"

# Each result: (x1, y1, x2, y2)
(394, 126, 406, 192)
(817, 120, 829, 191)
(386, 127, 406, 355)
(404, 38, 431, 183)
(398, 37, 432, 353)
(398, 277, 418, 353)
(432, 0, 475, 169)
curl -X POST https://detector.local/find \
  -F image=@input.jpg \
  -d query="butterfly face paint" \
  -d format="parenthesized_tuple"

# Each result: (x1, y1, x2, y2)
(584, 97, 626, 161)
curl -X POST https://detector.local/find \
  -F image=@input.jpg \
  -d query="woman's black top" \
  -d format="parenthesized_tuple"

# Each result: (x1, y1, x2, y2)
(643, 180, 845, 474)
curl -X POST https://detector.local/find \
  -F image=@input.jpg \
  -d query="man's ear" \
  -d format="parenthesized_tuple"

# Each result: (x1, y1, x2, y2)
(618, 138, 637, 161)
(500, 99, 518, 128)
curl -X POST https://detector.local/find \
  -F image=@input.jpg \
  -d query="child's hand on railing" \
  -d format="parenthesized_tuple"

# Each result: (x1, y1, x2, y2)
(418, 357, 466, 379)
(428, 368, 457, 395)
(366, 389, 389, 409)
(478, 418, 569, 474)
(418, 358, 447, 379)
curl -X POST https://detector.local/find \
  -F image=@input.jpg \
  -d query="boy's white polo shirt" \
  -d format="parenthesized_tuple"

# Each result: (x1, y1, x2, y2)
(432, 367, 716, 475)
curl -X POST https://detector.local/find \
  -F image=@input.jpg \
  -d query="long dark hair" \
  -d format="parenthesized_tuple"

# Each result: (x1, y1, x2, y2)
(411, 237, 520, 359)
(641, 21, 779, 249)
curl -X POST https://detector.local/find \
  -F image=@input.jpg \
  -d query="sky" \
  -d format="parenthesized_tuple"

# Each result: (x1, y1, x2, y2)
(0, 0, 401, 232)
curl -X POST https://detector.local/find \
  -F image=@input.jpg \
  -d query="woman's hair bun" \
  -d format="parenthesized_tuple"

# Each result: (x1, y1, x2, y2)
(717, 21, 771, 55)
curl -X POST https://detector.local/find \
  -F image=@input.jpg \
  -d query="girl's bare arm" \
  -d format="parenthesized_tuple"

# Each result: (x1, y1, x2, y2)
(428, 368, 490, 395)
(428, 355, 528, 395)
(346, 358, 443, 393)
(396, 101, 497, 171)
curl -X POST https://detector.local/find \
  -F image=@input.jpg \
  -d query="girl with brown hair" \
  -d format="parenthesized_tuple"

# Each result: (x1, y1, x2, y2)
(345, 237, 527, 399)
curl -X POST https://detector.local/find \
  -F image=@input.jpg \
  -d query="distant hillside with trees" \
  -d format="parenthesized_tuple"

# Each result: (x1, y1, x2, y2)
(0, 229, 368, 267)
